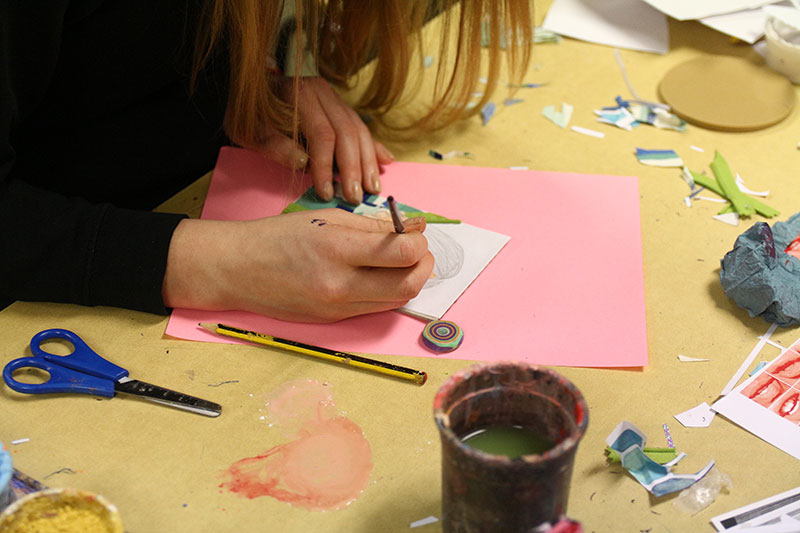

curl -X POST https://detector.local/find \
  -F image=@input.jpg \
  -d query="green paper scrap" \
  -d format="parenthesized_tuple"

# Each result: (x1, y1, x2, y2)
(542, 103, 573, 128)
(281, 186, 461, 224)
(689, 170, 779, 218)
(710, 151, 756, 216)
(606, 446, 678, 465)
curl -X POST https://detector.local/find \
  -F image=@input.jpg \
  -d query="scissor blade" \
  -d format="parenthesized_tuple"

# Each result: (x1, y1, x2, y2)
(115, 378, 222, 418)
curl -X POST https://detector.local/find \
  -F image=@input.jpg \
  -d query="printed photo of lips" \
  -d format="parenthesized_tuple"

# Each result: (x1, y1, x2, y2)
(740, 373, 789, 408)
(769, 388, 800, 424)
(765, 349, 800, 386)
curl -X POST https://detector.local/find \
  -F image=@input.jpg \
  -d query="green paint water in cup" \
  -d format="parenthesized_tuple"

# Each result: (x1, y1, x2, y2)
(460, 425, 555, 458)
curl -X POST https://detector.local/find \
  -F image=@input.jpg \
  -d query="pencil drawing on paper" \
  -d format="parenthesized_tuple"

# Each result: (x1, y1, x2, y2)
(424, 225, 465, 289)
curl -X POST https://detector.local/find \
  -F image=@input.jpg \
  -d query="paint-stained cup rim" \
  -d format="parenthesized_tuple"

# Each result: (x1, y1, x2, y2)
(433, 361, 589, 464)
(0, 487, 124, 533)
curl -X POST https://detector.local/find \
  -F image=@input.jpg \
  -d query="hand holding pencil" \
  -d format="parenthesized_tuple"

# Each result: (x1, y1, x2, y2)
(163, 207, 432, 323)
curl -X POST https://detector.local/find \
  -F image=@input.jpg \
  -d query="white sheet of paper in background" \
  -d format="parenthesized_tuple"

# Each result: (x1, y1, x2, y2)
(403, 223, 509, 319)
(542, 0, 669, 54)
(675, 402, 716, 427)
(640, 0, 780, 21)
(700, 6, 773, 43)
(712, 338, 800, 460)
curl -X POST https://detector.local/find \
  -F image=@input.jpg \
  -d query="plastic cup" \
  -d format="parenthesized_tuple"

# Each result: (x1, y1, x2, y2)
(765, 16, 800, 84)
(433, 362, 588, 532)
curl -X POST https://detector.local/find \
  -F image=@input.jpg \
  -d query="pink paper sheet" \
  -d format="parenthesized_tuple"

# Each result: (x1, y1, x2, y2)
(166, 147, 648, 367)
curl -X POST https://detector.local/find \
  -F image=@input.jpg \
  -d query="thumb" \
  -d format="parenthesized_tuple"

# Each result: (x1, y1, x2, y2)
(258, 130, 308, 170)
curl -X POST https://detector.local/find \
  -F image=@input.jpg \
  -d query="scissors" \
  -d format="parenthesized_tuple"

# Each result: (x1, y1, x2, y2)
(3, 329, 222, 418)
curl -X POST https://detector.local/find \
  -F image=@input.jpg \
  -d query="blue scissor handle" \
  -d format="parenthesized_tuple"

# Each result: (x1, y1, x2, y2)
(3, 357, 116, 397)
(30, 329, 128, 381)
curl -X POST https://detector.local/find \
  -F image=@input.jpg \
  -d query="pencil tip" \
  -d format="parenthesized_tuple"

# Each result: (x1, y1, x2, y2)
(198, 322, 215, 332)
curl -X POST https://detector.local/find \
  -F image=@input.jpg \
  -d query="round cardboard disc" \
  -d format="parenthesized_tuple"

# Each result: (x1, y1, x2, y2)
(658, 55, 795, 131)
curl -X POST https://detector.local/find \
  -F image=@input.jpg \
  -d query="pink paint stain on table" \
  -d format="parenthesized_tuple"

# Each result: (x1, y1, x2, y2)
(220, 379, 372, 510)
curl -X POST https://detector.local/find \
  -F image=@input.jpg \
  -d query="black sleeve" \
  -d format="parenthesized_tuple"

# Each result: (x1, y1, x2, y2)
(0, 2, 188, 314)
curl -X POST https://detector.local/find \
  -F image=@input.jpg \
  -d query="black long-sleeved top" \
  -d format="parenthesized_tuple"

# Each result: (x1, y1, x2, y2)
(0, 0, 229, 314)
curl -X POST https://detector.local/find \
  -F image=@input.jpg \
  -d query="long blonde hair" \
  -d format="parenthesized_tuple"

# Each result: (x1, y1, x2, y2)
(193, 0, 533, 150)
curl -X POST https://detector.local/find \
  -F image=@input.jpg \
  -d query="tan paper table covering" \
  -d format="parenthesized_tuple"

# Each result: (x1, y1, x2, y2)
(2, 3, 799, 531)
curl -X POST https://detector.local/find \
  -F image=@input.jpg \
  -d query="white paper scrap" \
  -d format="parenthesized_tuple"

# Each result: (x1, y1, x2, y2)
(720, 323, 778, 396)
(542, 0, 669, 54)
(11, 438, 30, 445)
(410, 516, 439, 528)
(675, 402, 716, 428)
(736, 174, 770, 197)
(678, 354, 710, 362)
(713, 212, 740, 226)
(571, 125, 605, 138)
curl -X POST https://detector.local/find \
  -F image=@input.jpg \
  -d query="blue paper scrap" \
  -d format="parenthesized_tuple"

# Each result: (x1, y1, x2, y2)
(607, 422, 714, 498)
(481, 102, 496, 126)
(635, 148, 684, 168)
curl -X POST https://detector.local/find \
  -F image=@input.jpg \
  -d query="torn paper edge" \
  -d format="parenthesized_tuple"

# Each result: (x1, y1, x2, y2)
(720, 323, 778, 396)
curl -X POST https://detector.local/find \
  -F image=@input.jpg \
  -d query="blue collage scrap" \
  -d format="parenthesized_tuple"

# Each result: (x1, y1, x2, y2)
(596, 96, 686, 132)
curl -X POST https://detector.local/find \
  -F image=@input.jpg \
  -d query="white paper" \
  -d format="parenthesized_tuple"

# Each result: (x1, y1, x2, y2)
(542, 0, 669, 54)
(402, 223, 509, 319)
(711, 485, 800, 530)
(675, 402, 716, 427)
(678, 354, 711, 362)
(713, 213, 741, 226)
(640, 0, 781, 21)
(712, 337, 800, 461)
(700, 6, 773, 43)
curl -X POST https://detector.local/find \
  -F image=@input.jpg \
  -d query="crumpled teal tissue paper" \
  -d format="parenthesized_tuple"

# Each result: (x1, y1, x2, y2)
(720, 212, 800, 326)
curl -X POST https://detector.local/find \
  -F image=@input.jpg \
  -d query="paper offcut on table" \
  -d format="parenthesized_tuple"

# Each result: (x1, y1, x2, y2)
(635, 148, 684, 167)
(675, 402, 716, 428)
(166, 147, 648, 367)
(711, 485, 800, 531)
(542, 103, 573, 128)
(597, 97, 686, 131)
(606, 421, 715, 497)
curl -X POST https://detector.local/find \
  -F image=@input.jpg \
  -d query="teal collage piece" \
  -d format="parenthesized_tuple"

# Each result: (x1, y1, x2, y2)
(282, 185, 461, 225)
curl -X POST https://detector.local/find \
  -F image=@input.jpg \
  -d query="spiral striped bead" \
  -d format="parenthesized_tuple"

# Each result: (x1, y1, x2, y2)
(422, 320, 464, 352)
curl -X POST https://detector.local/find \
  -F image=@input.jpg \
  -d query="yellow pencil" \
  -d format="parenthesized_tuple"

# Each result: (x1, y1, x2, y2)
(198, 323, 427, 385)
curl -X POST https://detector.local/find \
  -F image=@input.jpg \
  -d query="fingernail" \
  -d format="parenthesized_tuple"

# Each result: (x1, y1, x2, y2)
(385, 148, 396, 161)
(404, 216, 427, 232)
(296, 152, 308, 168)
(350, 181, 362, 201)
(368, 170, 381, 193)
(322, 182, 334, 200)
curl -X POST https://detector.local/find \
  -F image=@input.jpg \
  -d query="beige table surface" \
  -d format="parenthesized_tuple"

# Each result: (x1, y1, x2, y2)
(2, 3, 800, 532)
